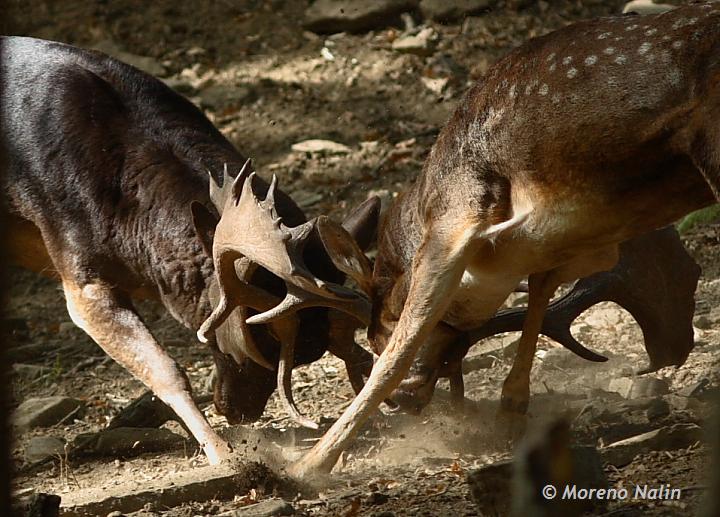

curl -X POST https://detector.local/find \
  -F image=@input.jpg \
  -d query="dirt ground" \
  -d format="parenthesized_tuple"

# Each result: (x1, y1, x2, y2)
(4, 0, 720, 516)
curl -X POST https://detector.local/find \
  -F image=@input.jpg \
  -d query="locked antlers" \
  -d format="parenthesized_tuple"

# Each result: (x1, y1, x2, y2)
(197, 160, 375, 429)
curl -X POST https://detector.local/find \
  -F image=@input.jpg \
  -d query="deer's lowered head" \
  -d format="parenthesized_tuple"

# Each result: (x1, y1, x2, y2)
(193, 160, 380, 427)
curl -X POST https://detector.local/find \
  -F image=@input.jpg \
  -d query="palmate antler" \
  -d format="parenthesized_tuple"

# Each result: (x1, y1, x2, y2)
(198, 160, 374, 429)
(445, 226, 700, 402)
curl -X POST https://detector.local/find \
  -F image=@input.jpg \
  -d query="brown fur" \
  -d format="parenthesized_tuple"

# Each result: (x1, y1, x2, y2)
(290, 3, 720, 477)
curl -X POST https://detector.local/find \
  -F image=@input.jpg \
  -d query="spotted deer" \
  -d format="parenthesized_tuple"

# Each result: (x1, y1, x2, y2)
(200, 2, 720, 476)
(0, 36, 379, 463)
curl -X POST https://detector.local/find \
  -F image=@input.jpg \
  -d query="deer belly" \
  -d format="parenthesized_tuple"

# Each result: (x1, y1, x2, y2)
(444, 269, 522, 330)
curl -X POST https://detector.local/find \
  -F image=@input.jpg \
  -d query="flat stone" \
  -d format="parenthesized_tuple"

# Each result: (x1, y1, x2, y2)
(467, 461, 512, 516)
(220, 499, 295, 516)
(12, 363, 48, 380)
(622, 0, 677, 15)
(199, 84, 256, 110)
(61, 462, 282, 516)
(420, 0, 493, 22)
(392, 27, 439, 57)
(607, 376, 669, 399)
(13, 397, 85, 432)
(601, 423, 704, 467)
(677, 378, 710, 398)
(304, 0, 419, 34)
(291, 139, 351, 155)
(25, 436, 67, 463)
(91, 40, 165, 77)
(73, 427, 187, 458)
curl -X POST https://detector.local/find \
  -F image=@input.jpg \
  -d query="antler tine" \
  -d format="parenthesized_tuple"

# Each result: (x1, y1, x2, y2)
(277, 328, 319, 430)
(264, 174, 278, 211)
(231, 257, 275, 371)
(232, 158, 254, 203)
(208, 168, 224, 212)
(247, 283, 371, 327)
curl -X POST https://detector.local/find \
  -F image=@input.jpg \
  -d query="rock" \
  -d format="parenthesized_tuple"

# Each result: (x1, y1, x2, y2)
(291, 139, 351, 155)
(61, 462, 282, 516)
(199, 85, 256, 110)
(365, 491, 390, 505)
(25, 436, 66, 463)
(622, 0, 677, 15)
(420, 76, 448, 95)
(24, 493, 61, 517)
(391, 27, 439, 57)
(694, 314, 712, 330)
(420, 0, 492, 22)
(601, 423, 704, 467)
(677, 378, 710, 398)
(12, 364, 48, 380)
(467, 461, 512, 516)
(161, 76, 197, 95)
(107, 391, 178, 430)
(304, 0, 419, 34)
(607, 376, 669, 399)
(91, 40, 165, 77)
(664, 394, 703, 413)
(461, 353, 494, 373)
(220, 499, 294, 516)
(13, 397, 85, 431)
(73, 427, 187, 458)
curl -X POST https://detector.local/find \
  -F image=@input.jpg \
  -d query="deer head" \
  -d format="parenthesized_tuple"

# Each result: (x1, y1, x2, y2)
(193, 160, 379, 428)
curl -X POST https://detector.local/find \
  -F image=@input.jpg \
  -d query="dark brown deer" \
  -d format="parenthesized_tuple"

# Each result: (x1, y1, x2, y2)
(0, 36, 379, 464)
(202, 3, 720, 476)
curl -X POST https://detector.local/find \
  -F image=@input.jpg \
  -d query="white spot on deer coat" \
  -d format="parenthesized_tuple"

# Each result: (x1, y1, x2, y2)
(673, 40, 683, 49)
(585, 55, 598, 66)
(645, 28, 657, 36)
(638, 42, 652, 55)
(567, 67, 578, 78)
(549, 62, 557, 72)
(603, 47, 615, 55)
(598, 32, 611, 40)
(539, 84, 549, 96)
(615, 55, 627, 65)
(562, 56, 573, 65)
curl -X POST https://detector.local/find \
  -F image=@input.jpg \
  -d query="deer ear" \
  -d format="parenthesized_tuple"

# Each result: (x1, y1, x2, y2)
(317, 215, 373, 295)
(190, 201, 219, 257)
(341, 196, 381, 252)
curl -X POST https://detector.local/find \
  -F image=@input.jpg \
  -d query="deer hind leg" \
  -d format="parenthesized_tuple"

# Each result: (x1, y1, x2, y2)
(62, 277, 232, 464)
(500, 245, 619, 415)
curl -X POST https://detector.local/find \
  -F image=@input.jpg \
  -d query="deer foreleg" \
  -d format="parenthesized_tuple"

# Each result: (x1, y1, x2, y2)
(500, 245, 619, 415)
(63, 279, 232, 464)
(500, 271, 555, 414)
(287, 230, 471, 478)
